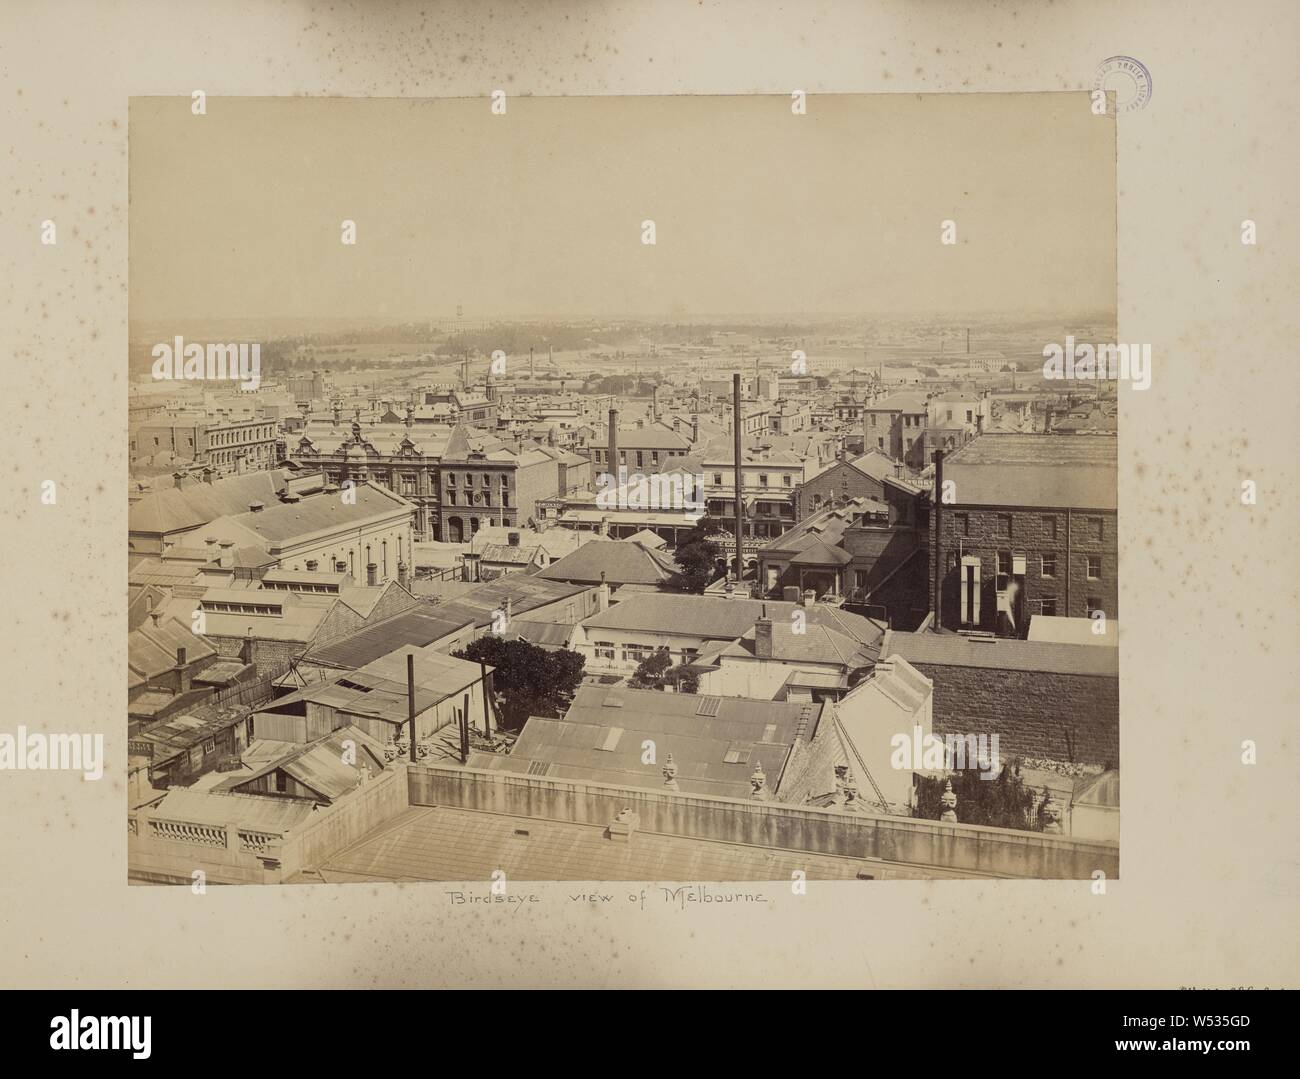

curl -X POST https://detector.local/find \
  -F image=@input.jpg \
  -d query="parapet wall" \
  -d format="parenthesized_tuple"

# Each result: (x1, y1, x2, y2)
(408, 764, 1118, 880)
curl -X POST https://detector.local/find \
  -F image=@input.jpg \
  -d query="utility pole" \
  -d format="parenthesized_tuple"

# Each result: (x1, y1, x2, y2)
(733, 372, 745, 585)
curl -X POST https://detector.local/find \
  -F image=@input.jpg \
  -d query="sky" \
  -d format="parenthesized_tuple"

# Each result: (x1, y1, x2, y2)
(129, 93, 1116, 323)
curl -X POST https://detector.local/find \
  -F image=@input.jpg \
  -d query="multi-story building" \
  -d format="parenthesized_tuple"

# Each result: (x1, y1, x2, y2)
(199, 480, 416, 587)
(934, 433, 1118, 637)
(862, 391, 930, 469)
(292, 417, 585, 543)
(132, 410, 278, 476)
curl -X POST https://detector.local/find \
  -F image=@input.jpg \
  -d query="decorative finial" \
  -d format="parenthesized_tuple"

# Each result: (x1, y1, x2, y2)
(749, 759, 768, 800)
(940, 779, 958, 822)
(1042, 792, 1063, 834)
(662, 753, 680, 791)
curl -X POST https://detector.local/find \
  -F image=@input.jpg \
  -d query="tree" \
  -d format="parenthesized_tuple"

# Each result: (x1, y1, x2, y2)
(629, 647, 674, 689)
(666, 516, 722, 594)
(913, 762, 1039, 830)
(453, 637, 584, 731)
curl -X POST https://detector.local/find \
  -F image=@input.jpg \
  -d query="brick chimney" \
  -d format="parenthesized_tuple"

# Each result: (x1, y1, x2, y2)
(754, 609, 773, 659)
(175, 647, 190, 694)
(366, 562, 377, 586)
(218, 541, 234, 569)
(607, 408, 619, 476)
(397, 560, 409, 590)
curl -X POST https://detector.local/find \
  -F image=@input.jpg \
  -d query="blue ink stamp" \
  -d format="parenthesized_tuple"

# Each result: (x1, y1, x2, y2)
(1093, 55, 1152, 113)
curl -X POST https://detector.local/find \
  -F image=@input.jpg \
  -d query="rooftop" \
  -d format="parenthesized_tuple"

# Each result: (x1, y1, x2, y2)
(882, 629, 1119, 677)
(942, 433, 1117, 511)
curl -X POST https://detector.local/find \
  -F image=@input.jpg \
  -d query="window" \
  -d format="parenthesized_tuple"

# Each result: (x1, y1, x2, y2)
(1042, 515, 1058, 540)
(1090, 517, 1104, 542)
(946, 409, 953, 421)
(877, 438, 884, 449)
(1041, 553, 1057, 578)
(783, 475, 792, 487)
(636, 451, 644, 468)
(996, 513, 1012, 538)
(955, 512, 969, 536)
(1086, 597, 1103, 616)
(855, 569, 869, 590)
(446, 491, 456, 506)
(1039, 597, 1058, 616)
(713, 473, 723, 485)
(623, 644, 652, 663)
(998, 550, 1011, 576)
(447, 473, 456, 486)
(759, 474, 768, 487)
(1087, 555, 1102, 579)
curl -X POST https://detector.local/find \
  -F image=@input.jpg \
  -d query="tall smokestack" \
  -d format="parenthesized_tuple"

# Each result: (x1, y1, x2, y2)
(966, 328, 970, 355)
(530, 346, 535, 378)
(932, 449, 944, 630)
(407, 651, 417, 755)
(607, 408, 619, 479)
(733, 373, 745, 585)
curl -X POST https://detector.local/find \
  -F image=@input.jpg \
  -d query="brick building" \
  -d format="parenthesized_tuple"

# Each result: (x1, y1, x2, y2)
(882, 630, 1119, 768)
(863, 391, 930, 469)
(934, 433, 1117, 637)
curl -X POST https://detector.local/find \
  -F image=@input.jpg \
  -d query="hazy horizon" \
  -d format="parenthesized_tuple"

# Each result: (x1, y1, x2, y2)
(130, 94, 1116, 325)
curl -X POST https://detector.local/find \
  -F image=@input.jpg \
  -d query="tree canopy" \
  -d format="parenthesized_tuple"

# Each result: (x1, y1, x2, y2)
(666, 516, 722, 594)
(454, 637, 585, 731)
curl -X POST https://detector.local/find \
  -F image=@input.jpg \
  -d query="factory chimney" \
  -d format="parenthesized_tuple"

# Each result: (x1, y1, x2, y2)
(733, 373, 745, 586)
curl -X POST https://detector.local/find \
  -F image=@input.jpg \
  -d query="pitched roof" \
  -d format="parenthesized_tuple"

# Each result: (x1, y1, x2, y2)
(128, 469, 300, 536)
(222, 484, 411, 545)
(489, 685, 822, 798)
(536, 539, 679, 586)
(303, 607, 474, 670)
(580, 593, 885, 646)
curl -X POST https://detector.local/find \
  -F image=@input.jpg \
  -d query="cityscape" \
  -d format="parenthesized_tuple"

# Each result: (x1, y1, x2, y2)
(127, 313, 1120, 884)
(126, 94, 1119, 885)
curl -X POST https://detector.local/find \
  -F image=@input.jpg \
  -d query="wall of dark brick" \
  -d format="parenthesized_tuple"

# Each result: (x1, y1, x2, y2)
(909, 660, 1119, 767)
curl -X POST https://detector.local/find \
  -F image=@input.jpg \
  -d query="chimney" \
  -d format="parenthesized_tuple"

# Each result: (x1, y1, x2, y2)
(240, 630, 254, 665)
(218, 541, 234, 569)
(398, 560, 409, 591)
(504, 597, 512, 623)
(530, 346, 535, 378)
(1044, 406, 1054, 433)
(754, 613, 773, 659)
(932, 448, 944, 631)
(652, 384, 661, 423)
(597, 570, 610, 612)
(367, 562, 377, 586)
(204, 535, 218, 558)
(802, 588, 816, 607)
(248, 501, 264, 513)
(732, 373, 745, 584)
(691, 414, 700, 443)
(607, 408, 619, 477)
(202, 467, 215, 485)
(599, 515, 610, 537)
(749, 760, 769, 801)
(175, 647, 190, 694)
(508, 531, 520, 547)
